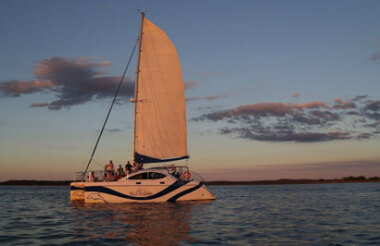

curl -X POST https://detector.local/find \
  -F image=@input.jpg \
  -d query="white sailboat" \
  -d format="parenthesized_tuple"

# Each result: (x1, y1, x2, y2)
(70, 13, 215, 203)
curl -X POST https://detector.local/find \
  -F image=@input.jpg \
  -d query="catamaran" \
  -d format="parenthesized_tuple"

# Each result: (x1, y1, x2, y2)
(70, 13, 215, 203)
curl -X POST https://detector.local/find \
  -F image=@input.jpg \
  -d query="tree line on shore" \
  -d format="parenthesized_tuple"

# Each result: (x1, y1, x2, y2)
(0, 176, 379, 186)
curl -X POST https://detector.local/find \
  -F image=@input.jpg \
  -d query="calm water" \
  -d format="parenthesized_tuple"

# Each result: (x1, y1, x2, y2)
(1, 183, 379, 245)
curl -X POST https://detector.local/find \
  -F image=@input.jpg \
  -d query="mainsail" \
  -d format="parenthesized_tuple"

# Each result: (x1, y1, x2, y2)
(133, 14, 188, 163)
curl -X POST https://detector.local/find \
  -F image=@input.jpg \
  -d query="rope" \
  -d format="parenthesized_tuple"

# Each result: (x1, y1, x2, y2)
(83, 38, 139, 178)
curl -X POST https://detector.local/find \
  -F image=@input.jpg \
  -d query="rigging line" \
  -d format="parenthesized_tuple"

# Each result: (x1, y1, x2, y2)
(83, 38, 139, 177)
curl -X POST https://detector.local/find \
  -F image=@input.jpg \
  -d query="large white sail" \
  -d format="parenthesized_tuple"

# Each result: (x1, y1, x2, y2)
(134, 17, 188, 163)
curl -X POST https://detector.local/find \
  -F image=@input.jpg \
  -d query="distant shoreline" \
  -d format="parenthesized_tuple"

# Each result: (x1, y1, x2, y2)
(1, 177, 379, 186)
(205, 178, 380, 185)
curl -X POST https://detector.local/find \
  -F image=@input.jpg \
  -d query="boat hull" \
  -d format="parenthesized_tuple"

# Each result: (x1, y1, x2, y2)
(70, 182, 85, 201)
(74, 180, 215, 203)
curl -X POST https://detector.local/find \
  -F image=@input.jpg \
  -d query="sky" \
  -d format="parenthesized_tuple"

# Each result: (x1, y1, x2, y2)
(1, 0, 380, 181)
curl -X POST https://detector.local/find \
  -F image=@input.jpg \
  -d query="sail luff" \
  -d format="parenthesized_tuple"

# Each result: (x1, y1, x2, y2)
(132, 12, 145, 162)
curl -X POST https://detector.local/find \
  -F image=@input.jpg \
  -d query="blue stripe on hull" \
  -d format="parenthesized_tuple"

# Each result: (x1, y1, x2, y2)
(70, 186, 84, 191)
(167, 182, 203, 202)
(84, 180, 191, 201)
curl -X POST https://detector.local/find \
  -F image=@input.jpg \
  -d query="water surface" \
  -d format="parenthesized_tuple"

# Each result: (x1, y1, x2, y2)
(1, 183, 379, 245)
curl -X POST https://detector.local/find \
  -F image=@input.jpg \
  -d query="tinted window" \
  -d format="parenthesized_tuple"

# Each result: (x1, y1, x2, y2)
(129, 172, 166, 180)
(129, 173, 148, 180)
(149, 172, 166, 179)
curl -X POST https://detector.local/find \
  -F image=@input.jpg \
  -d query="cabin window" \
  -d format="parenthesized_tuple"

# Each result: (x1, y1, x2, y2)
(149, 172, 166, 179)
(129, 173, 148, 180)
(128, 172, 166, 180)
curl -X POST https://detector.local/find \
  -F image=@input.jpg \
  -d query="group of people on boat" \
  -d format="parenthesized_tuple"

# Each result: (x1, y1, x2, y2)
(103, 160, 143, 181)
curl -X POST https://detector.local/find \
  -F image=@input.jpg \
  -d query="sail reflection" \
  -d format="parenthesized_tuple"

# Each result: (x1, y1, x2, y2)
(70, 201, 212, 245)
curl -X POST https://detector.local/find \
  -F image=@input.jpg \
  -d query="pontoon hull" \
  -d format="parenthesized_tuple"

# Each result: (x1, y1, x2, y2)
(70, 182, 85, 201)
(70, 181, 215, 203)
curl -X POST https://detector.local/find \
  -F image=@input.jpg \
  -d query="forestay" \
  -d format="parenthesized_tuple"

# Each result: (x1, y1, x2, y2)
(134, 18, 188, 163)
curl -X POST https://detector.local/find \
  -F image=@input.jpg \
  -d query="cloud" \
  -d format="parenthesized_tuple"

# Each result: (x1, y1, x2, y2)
(363, 100, 380, 120)
(365, 120, 380, 128)
(333, 98, 356, 109)
(194, 96, 380, 143)
(0, 80, 54, 96)
(184, 80, 198, 89)
(220, 127, 352, 142)
(194, 101, 331, 122)
(371, 52, 380, 63)
(352, 95, 368, 102)
(0, 57, 134, 110)
(364, 100, 380, 111)
(30, 102, 50, 108)
(292, 110, 340, 125)
(365, 112, 380, 121)
(186, 93, 231, 102)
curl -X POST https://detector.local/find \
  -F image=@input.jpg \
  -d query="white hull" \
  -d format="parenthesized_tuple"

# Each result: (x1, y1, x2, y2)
(71, 168, 215, 203)
(84, 181, 214, 204)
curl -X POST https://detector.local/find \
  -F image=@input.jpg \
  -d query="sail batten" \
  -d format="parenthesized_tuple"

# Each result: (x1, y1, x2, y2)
(134, 17, 188, 164)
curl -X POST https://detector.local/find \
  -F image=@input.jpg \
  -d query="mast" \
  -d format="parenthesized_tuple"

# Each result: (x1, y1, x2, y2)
(132, 12, 145, 162)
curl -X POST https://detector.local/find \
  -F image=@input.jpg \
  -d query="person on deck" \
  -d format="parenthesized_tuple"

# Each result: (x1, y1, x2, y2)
(114, 165, 121, 180)
(132, 161, 138, 173)
(117, 165, 124, 177)
(103, 166, 107, 182)
(137, 162, 144, 171)
(106, 160, 114, 181)
(125, 161, 132, 175)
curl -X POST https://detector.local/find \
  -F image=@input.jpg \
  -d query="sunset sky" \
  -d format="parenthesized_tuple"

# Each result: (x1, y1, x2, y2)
(1, 0, 380, 181)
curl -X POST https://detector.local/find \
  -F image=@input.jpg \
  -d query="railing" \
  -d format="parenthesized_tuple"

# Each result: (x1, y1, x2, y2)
(189, 171, 205, 183)
(73, 170, 105, 182)
(149, 165, 205, 182)
(72, 165, 206, 183)
(73, 172, 85, 182)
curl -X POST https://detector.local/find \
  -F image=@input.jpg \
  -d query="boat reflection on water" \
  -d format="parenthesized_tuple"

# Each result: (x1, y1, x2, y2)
(70, 201, 212, 245)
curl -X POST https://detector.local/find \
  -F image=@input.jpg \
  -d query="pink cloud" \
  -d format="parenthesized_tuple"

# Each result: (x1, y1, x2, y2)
(293, 101, 331, 109)
(333, 98, 356, 109)
(0, 80, 54, 96)
(194, 96, 380, 142)
(334, 98, 343, 103)
(194, 101, 333, 124)
(75, 57, 112, 67)
(34, 57, 111, 77)
(187, 93, 231, 102)
(0, 57, 134, 110)
(184, 80, 198, 89)
(232, 101, 330, 116)
(30, 102, 50, 108)
(371, 52, 380, 63)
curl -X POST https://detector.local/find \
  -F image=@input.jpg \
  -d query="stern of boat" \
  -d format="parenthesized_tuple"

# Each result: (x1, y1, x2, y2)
(70, 182, 85, 201)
